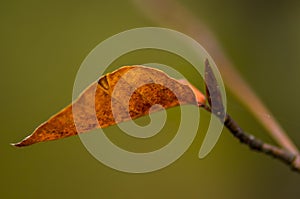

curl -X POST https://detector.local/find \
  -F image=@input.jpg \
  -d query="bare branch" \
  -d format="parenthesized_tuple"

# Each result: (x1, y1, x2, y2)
(202, 59, 300, 172)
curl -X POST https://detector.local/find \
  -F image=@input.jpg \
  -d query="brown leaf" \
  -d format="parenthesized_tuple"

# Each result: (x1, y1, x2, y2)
(204, 59, 225, 119)
(13, 66, 206, 147)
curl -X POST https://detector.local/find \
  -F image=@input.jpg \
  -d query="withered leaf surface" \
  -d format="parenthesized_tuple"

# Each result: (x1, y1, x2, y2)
(13, 66, 205, 147)
(204, 59, 225, 119)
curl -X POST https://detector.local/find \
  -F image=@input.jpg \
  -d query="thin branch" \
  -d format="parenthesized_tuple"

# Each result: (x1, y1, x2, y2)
(132, 0, 300, 155)
(202, 105, 300, 172)
(201, 59, 300, 172)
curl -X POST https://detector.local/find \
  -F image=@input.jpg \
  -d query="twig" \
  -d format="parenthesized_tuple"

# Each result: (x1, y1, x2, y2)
(202, 105, 300, 172)
(132, 0, 300, 155)
(202, 59, 300, 172)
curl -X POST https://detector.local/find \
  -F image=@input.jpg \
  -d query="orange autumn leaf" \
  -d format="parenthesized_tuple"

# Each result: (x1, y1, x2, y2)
(13, 66, 206, 147)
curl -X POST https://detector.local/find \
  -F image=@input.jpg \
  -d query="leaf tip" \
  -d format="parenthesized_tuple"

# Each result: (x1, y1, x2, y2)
(10, 141, 26, 147)
(11, 134, 34, 147)
(204, 58, 209, 67)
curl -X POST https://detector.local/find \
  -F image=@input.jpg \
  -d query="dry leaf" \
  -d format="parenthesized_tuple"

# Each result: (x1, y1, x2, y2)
(204, 59, 225, 120)
(13, 66, 206, 147)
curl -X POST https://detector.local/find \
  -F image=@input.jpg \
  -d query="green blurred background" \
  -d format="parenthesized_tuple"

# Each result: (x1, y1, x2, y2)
(1, 0, 300, 198)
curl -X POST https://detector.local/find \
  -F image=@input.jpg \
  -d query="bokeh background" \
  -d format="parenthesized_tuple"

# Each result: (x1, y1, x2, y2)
(1, 0, 300, 198)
